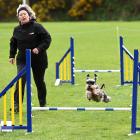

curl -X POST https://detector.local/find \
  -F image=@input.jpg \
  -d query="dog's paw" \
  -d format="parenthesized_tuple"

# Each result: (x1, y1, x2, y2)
(104, 96, 111, 103)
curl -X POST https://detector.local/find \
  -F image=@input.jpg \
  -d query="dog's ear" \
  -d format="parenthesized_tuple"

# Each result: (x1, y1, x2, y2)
(86, 74, 90, 79)
(94, 74, 97, 77)
(94, 74, 97, 83)
(94, 74, 97, 78)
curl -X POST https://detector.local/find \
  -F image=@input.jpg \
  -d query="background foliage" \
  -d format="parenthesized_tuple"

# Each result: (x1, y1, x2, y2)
(0, 0, 140, 21)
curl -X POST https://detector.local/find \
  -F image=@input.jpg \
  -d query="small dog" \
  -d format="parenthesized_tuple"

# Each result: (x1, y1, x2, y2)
(86, 74, 111, 103)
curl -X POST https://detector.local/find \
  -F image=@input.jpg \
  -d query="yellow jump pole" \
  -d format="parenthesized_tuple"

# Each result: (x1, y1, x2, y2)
(3, 94, 7, 126)
(63, 58, 67, 80)
(19, 78, 23, 126)
(10, 85, 15, 126)
(124, 53, 129, 81)
(60, 63, 63, 80)
(130, 59, 133, 81)
(67, 54, 70, 81)
(128, 57, 131, 81)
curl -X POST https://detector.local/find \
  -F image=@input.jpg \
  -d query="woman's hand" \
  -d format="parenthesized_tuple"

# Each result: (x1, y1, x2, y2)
(32, 48, 39, 54)
(9, 58, 15, 64)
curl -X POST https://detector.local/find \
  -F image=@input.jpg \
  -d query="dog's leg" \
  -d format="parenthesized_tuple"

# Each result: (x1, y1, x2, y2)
(86, 91, 92, 101)
(102, 91, 111, 103)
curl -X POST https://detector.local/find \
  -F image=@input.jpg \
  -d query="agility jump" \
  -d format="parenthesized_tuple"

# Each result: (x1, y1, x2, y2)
(0, 50, 32, 132)
(32, 49, 140, 135)
(55, 36, 136, 86)
(120, 36, 138, 85)
(0, 49, 140, 135)
(130, 49, 140, 134)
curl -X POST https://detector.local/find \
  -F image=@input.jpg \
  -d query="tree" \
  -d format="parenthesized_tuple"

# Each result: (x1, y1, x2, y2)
(32, 0, 65, 21)
(68, 0, 102, 20)
(0, 0, 21, 20)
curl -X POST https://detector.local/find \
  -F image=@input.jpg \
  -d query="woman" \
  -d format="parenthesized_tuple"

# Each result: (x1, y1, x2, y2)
(9, 4, 51, 112)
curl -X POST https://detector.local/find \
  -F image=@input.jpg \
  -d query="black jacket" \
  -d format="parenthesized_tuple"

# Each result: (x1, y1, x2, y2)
(10, 21, 51, 69)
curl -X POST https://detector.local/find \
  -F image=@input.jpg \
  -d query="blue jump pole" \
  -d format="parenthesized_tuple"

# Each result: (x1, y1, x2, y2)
(131, 49, 139, 134)
(70, 37, 75, 84)
(120, 36, 125, 85)
(56, 62, 59, 80)
(26, 49, 32, 132)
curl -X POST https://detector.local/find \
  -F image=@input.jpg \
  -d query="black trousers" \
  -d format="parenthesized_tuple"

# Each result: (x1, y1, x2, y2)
(14, 64, 47, 107)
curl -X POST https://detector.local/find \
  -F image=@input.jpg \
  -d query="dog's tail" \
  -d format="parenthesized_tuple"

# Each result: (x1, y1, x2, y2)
(100, 84, 105, 89)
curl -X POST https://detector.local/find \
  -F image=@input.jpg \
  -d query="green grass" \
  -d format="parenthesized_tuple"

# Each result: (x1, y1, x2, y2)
(0, 21, 140, 140)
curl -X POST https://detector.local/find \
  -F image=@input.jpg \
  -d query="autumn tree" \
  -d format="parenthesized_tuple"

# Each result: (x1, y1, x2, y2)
(0, 0, 21, 20)
(32, 0, 65, 21)
(68, 0, 102, 20)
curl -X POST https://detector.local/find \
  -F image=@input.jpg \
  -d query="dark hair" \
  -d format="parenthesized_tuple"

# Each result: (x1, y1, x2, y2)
(17, 7, 31, 16)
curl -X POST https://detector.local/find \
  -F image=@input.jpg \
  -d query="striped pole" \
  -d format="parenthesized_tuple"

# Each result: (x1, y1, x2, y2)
(32, 107, 131, 111)
(74, 70, 120, 73)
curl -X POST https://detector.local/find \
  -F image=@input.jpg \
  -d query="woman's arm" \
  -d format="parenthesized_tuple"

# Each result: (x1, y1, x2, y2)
(35, 23, 52, 52)
(9, 36, 17, 58)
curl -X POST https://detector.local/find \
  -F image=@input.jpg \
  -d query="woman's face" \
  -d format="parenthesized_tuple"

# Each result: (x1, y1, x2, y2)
(18, 10, 30, 25)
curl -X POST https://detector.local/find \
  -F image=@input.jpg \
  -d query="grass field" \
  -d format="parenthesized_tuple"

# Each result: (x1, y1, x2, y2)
(0, 21, 140, 140)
